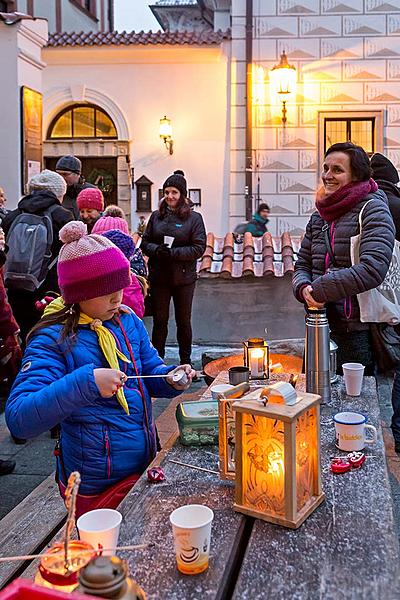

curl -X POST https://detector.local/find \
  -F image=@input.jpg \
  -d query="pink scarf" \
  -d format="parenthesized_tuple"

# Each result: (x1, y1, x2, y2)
(316, 178, 378, 222)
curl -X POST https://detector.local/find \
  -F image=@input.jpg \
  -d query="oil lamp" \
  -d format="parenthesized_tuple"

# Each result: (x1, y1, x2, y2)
(233, 392, 325, 529)
(243, 337, 269, 380)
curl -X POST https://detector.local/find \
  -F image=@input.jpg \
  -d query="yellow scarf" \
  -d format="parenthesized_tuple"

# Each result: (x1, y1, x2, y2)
(43, 297, 130, 415)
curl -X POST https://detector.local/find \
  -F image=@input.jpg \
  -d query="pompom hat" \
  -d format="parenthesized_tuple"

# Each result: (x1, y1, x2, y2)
(76, 188, 104, 212)
(163, 169, 187, 198)
(57, 221, 131, 304)
(92, 215, 129, 235)
(28, 169, 67, 200)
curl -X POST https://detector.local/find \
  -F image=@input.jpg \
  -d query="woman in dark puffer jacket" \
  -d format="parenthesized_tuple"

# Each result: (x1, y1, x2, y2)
(293, 142, 395, 374)
(142, 171, 206, 365)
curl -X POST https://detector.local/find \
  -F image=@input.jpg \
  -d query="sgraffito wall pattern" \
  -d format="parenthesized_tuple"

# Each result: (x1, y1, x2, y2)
(230, 0, 400, 235)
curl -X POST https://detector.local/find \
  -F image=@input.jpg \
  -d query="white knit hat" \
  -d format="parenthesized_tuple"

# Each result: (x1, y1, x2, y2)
(28, 169, 67, 200)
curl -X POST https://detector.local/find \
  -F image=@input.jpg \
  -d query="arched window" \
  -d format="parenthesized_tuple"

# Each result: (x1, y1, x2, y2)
(47, 104, 118, 139)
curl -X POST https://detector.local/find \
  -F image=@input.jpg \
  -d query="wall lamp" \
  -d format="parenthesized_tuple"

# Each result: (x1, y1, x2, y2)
(269, 51, 296, 126)
(159, 115, 174, 154)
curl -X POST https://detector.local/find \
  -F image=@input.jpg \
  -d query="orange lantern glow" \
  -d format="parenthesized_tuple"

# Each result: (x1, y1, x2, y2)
(233, 392, 324, 529)
(243, 337, 269, 380)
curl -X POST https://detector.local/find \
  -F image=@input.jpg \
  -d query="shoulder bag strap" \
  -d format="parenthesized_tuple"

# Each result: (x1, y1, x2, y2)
(358, 198, 374, 234)
(322, 222, 337, 267)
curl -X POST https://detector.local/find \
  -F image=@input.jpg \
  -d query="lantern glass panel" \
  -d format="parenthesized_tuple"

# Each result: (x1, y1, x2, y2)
(296, 407, 318, 511)
(241, 414, 285, 516)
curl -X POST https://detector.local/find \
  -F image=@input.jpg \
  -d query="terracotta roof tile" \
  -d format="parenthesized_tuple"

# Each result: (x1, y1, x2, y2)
(198, 232, 301, 279)
(47, 29, 231, 48)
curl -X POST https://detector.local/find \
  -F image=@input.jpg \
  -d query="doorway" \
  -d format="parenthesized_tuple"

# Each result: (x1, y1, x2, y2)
(45, 156, 118, 207)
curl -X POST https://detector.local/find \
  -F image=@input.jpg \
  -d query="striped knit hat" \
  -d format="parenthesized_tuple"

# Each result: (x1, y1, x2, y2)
(57, 221, 131, 304)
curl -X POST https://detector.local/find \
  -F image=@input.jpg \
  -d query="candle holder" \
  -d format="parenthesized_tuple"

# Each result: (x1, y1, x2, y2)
(243, 338, 269, 380)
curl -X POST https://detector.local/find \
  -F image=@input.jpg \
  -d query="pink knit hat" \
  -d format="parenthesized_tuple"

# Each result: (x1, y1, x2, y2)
(92, 215, 129, 235)
(76, 188, 104, 212)
(57, 221, 131, 304)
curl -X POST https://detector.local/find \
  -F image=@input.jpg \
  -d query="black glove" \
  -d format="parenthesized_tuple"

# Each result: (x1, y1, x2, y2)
(156, 243, 172, 262)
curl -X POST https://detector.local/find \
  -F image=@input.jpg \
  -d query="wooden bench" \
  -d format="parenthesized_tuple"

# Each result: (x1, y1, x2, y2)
(8, 374, 400, 598)
(0, 473, 66, 588)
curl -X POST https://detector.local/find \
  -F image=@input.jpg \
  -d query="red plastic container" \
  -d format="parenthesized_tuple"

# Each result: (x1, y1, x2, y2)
(0, 579, 100, 599)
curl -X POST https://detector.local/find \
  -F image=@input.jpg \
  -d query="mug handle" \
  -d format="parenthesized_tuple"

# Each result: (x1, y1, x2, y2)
(364, 424, 377, 445)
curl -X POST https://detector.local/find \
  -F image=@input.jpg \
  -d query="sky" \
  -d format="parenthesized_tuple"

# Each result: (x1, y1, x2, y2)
(114, 0, 160, 32)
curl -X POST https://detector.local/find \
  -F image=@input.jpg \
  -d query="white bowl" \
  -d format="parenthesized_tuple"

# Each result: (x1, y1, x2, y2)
(210, 384, 234, 399)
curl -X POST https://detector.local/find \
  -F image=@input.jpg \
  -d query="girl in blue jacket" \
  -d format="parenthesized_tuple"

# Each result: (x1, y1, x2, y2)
(6, 221, 194, 516)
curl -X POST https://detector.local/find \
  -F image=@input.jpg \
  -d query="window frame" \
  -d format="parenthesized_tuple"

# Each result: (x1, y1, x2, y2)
(318, 110, 383, 165)
(47, 103, 118, 140)
(69, 0, 97, 21)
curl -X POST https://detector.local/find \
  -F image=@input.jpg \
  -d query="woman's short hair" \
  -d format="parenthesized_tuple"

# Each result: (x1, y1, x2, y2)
(325, 142, 372, 182)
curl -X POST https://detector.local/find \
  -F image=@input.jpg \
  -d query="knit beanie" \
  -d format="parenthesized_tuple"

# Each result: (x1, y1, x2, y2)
(371, 153, 399, 184)
(163, 169, 187, 198)
(102, 229, 136, 260)
(28, 169, 67, 200)
(92, 215, 129, 235)
(77, 187, 104, 212)
(56, 155, 82, 174)
(57, 221, 131, 304)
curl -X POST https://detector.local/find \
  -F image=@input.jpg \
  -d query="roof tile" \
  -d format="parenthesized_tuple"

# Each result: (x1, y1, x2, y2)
(47, 29, 231, 48)
(198, 232, 301, 279)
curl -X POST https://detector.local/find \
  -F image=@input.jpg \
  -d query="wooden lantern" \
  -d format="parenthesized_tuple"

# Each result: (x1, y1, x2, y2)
(243, 338, 269, 380)
(233, 393, 325, 529)
(219, 396, 237, 481)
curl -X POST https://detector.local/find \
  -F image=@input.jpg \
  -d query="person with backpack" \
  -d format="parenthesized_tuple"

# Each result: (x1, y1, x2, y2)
(2, 170, 73, 343)
(56, 155, 96, 220)
(5, 221, 194, 516)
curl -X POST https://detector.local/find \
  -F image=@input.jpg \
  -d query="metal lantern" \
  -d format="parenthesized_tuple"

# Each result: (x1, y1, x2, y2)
(233, 392, 325, 529)
(243, 337, 269, 380)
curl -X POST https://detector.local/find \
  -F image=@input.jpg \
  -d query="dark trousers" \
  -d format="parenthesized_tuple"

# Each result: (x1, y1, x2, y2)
(151, 282, 196, 364)
(7, 289, 42, 346)
(330, 329, 375, 376)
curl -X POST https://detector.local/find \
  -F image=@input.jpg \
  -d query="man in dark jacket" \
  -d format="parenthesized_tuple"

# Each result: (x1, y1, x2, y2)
(56, 155, 96, 219)
(245, 203, 270, 237)
(2, 170, 72, 342)
(371, 153, 400, 453)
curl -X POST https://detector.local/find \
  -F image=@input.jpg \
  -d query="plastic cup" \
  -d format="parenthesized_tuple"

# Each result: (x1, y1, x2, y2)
(164, 235, 175, 248)
(170, 504, 214, 575)
(342, 362, 365, 396)
(77, 509, 122, 556)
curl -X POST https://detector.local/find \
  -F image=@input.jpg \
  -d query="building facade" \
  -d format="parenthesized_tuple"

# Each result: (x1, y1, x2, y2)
(0, 0, 113, 33)
(2, 0, 400, 237)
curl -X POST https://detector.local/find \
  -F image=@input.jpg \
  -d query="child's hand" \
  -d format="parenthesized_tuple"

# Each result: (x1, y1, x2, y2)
(167, 365, 196, 390)
(94, 368, 125, 398)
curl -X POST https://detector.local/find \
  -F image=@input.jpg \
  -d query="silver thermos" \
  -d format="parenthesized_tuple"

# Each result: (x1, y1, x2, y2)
(305, 307, 331, 403)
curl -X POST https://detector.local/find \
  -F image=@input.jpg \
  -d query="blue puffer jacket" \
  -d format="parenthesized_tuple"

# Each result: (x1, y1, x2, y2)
(6, 310, 181, 495)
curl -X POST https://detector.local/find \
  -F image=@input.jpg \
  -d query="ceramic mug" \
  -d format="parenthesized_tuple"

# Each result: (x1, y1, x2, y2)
(333, 411, 377, 452)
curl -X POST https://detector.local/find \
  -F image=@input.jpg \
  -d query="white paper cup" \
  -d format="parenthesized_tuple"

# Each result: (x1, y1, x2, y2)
(210, 384, 234, 399)
(77, 509, 122, 556)
(170, 504, 214, 575)
(342, 363, 365, 396)
(164, 235, 175, 248)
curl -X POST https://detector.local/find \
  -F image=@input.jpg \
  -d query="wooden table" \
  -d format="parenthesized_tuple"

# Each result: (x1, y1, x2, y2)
(19, 373, 400, 599)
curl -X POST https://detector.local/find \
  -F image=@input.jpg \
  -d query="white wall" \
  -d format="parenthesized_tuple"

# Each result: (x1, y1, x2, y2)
(42, 43, 230, 235)
(34, 0, 56, 32)
(60, 0, 102, 33)
(0, 19, 48, 207)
